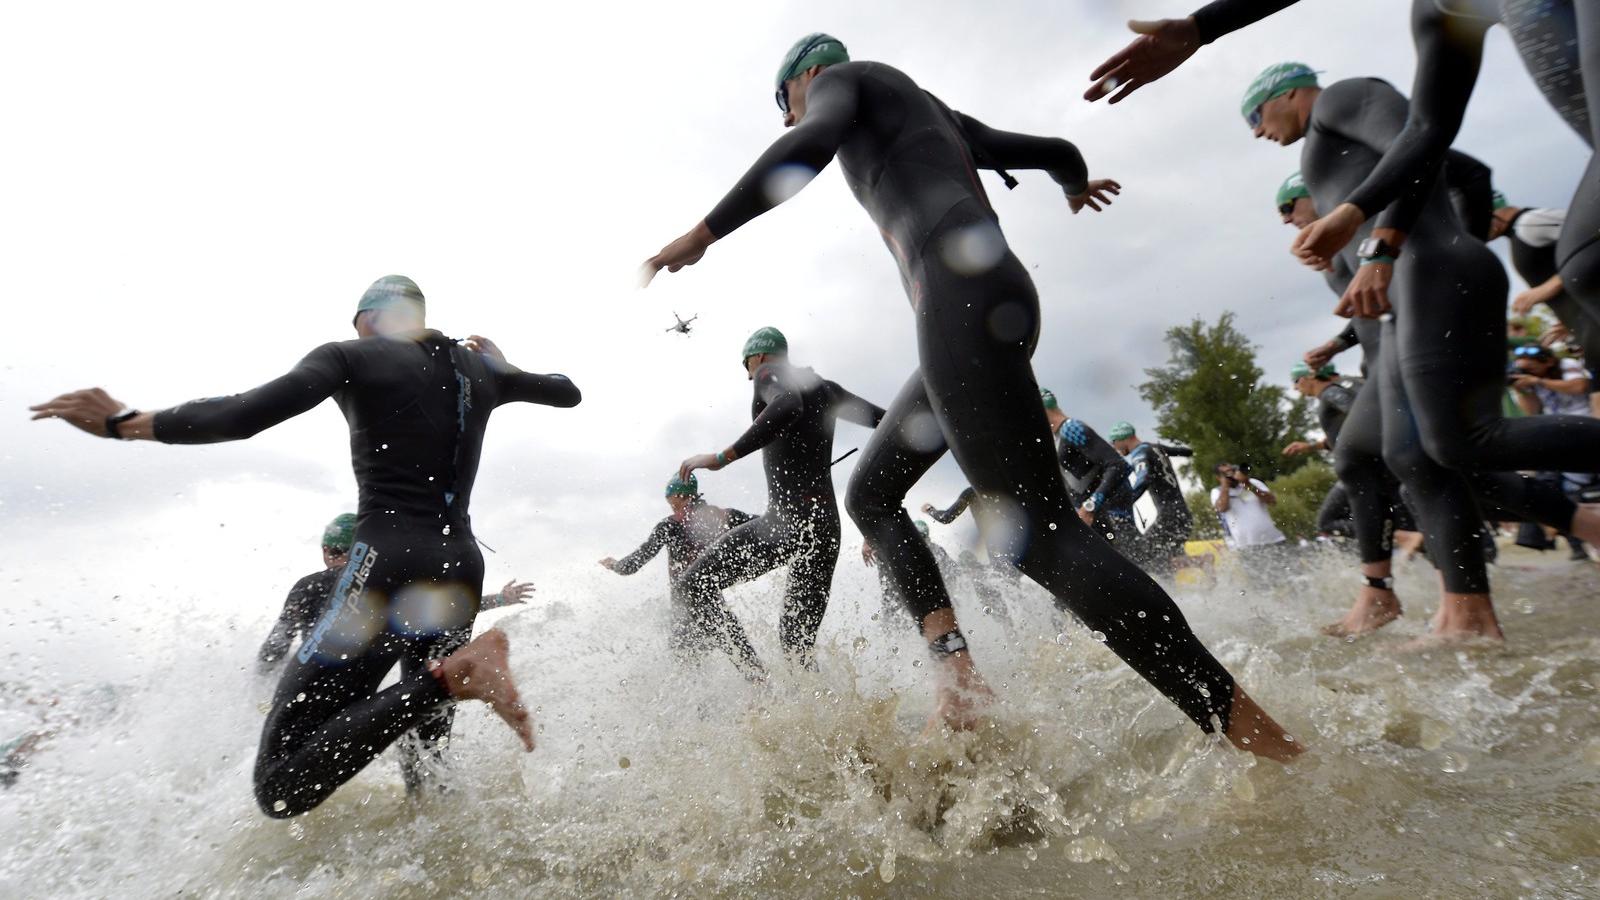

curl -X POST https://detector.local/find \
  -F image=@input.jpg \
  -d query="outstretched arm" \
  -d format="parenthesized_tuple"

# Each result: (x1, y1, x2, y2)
(828, 382, 886, 429)
(922, 486, 976, 525)
(1084, 1, 1306, 104)
(605, 521, 672, 575)
(471, 335, 583, 408)
(955, 112, 1122, 213)
(679, 366, 805, 479)
(954, 112, 1089, 196)
(641, 66, 861, 285)
(32, 344, 350, 444)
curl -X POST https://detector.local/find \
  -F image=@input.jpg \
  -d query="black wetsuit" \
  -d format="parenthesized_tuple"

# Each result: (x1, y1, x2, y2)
(1302, 79, 1576, 591)
(1056, 418, 1135, 512)
(258, 567, 338, 667)
(1305, 377, 1360, 536)
(875, 537, 956, 629)
(675, 361, 883, 672)
(1197, 0, 1600, 373)
(609, 501, 754, 649)
(1123, 442, 1195, 569)
(154, 330, 580, 817)
(925, 487, 976, 526)
(704, 60, 1238, 732)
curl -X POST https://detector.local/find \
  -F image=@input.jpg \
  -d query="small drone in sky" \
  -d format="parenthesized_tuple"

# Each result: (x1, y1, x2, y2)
(665, 312, 698, 336)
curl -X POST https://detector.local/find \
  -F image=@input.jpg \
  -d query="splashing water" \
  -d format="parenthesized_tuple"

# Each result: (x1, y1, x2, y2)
(3, 545, 1598, 897)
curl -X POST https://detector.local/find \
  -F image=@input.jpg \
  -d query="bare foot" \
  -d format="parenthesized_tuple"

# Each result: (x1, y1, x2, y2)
(1568, 504, 1600, 546)
(923, 651, 994, 735)
(433, 629, 535, 752)
(1321, 586, 1402, 637)
(1223, 686, 1305, 762)
(1398, 592, 1504, 651)
(1394, 530, 1425, 561)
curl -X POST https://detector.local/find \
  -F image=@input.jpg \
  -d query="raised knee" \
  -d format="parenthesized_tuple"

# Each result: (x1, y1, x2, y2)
(844, 474, 894, 528)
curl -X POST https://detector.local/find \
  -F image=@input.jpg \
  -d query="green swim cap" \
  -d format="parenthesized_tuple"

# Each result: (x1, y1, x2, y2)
(322, 513, 357, 552)
(1241, 62, 1318, 125)
(742, 326, 788, 362)
(1039, 388, 1059, 410)
(665, 473, 699, 498)
(1492, 190, 1508, 210)
(355, 275, 425, 318)
(1107, 420, 1136, 442)
(775, 33, 849, 88)
(914, 520, 930, 539)
(1277, 171, 1311, 209)
(1290, 361, 1337, 380)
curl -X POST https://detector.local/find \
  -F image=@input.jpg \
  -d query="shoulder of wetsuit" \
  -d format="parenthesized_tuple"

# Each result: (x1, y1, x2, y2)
(1315, 77, 1399, 121)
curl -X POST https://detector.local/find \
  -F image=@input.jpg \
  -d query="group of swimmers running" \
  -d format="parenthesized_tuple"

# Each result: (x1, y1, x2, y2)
(27, 4, 1599, 818)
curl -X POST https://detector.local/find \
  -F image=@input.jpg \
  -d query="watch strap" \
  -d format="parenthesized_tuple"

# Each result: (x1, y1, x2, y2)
(105, 409, 140, 439)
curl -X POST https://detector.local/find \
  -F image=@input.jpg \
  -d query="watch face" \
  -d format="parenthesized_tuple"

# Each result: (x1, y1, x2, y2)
(1358, 238, 1380, 257)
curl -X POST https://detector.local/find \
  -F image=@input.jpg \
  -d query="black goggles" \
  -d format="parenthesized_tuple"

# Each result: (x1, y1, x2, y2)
(775, 82, 790, 114)
(1277, 200, 1297, 216)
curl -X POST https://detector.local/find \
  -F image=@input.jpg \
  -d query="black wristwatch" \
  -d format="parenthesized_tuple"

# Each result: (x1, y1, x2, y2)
(929, 629, 968, 656)
(1357, 237, 1401, 263)
(105, 408, 141, 439)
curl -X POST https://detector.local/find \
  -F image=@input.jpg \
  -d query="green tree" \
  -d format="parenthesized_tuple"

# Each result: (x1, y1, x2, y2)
(1139, 312, 1316, 486)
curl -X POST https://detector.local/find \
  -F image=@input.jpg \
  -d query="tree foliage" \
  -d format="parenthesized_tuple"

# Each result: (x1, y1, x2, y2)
(1139, 312, 1316, 486)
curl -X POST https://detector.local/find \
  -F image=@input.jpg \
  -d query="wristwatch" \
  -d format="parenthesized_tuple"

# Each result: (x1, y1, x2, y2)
(105, 408, 141, 439)
(1357, 237, 1400, 264)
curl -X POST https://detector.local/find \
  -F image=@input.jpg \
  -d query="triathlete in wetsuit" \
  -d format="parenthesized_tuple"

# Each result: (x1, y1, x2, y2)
(643, 35, 1300, 758)
(1039, 390, 1135, 538)
(257, 514, 357, 670)
(1109, 423, 1195, 573)
(1097, 0, 1600, 369)
(600, 474, 754, 653)
(1283, 363, 1363, 537)
(30, 275, 578, 817)
(1251, 69, 1590, 641)
(673, 328, 884, 673)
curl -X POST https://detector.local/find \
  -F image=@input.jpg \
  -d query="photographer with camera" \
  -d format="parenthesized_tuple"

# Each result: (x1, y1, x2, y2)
(1210, 462, 1287, 555)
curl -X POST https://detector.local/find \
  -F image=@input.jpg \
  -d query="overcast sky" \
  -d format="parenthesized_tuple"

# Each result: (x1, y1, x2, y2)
(2, 0, 1590, 637)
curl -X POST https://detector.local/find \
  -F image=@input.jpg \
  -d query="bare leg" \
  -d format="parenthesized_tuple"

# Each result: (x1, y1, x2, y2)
(430, 629, 535, 752)
(920, 607, 993, 734)
(1224, 686, 1305, 762)
(1401, 591, 1504, 649)
(1323, 559, 1403, 637)
(1569, 504, 1600, 545)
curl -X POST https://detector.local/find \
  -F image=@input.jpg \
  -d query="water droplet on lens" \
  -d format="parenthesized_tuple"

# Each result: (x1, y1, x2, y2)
(618, 756, 630, 769)
(1090, 631, 1106, 642)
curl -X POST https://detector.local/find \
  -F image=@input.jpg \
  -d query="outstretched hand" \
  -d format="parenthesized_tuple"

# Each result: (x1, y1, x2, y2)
(1084, 18, 1202, 104)
(29, 388, 127, 437)
(1067, 179, 1122, 214)
(677, 452, 724, 482)
(1293, 203, 1365, 270)
(1304, 342, 1338, 370)
(497, 579, 534, 605)
(464, 335, 507, 364)
(861, 542, 878, 567)
(1283, 441, 1317, 457)
(640, 221, 717, 288)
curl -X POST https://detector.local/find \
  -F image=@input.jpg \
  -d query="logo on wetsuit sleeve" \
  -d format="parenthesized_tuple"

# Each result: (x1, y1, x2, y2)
(298, 541, 379, 663)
